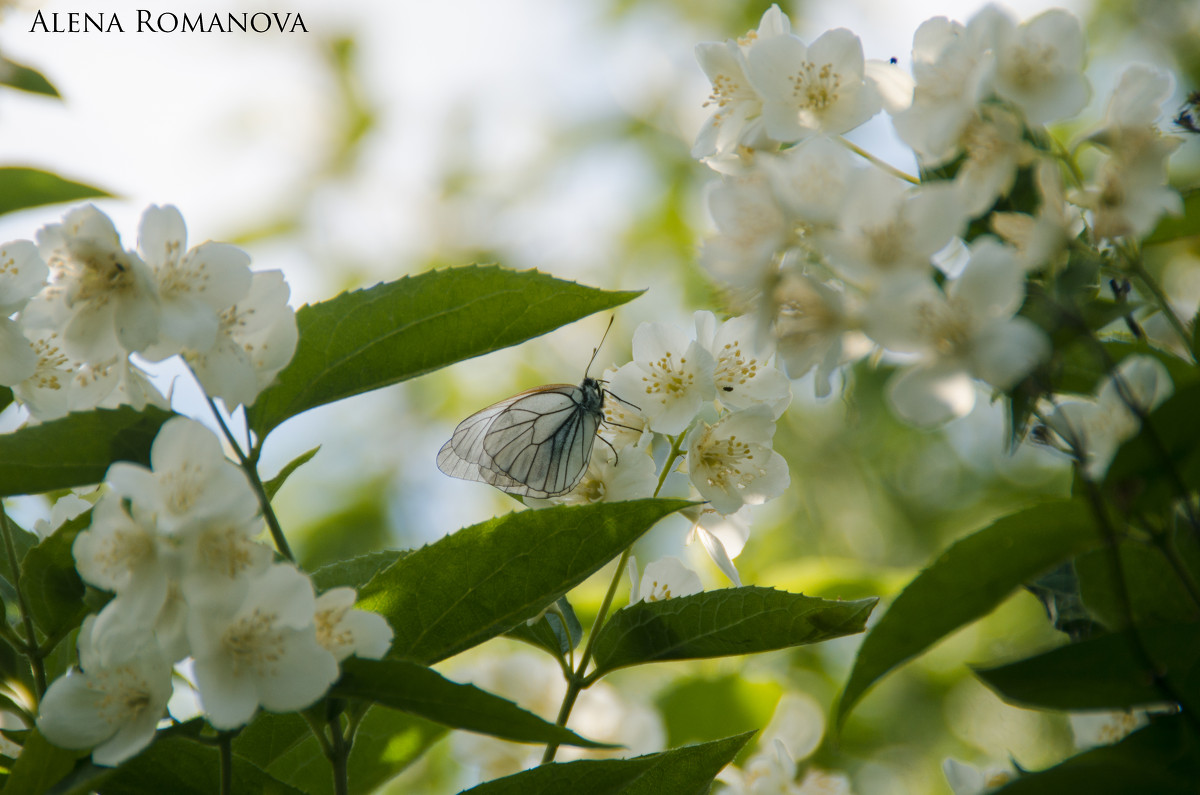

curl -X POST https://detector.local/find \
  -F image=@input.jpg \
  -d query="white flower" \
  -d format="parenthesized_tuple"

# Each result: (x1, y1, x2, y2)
(953, 105, 1036, 216)
(1047, 355, 1173, 479)
(694, 311, 791, 417)
(28, 205, 159, 361)
(891, 16, 995, 163)
(105, 416, 259, 536)
(759, 136, 857, 227)
(608, 320, 716, 435)
(988, 6, 1089, 124)
(686, 404, 789, 515)
(866, 238, 1049, 426)
(1069, 709, 1149, 749)
(73, 492, 172, 614)
(628, 556, 702, 604)
(33, 492, 92, 539)
(0, 239, 48, 385)
(314, 587, 393, 662)
(942, 758, 1016, 795)
(819, 170, 967, 287)
(991, 159, 1079, 271)
(535, 443, 656, 507)
(176, 499, 273, 598)
(693, 5, 791, 160)
(718, 740, 799, 795)
(686, 505, 753, 586)
(746, 27, 882, 143)
(699, 172, 792, 288)
(184, 270, 298, 408)
(37, 615, 173, 767)
(1071, 66, 1183, 240)
(188, 564, 339, 729)
(137, 205, 252, 358)
(772, 273, 869, 398)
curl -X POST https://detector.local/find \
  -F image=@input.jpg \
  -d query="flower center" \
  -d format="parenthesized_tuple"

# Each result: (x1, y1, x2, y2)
(223, 609, 284, 676)
(641, 352, 696, 398)
(916, 297, 973, 357)
(197, 524, 258, 579)
(714, 340, 760, 393)
(697, 431, 761, 490)
(862, 219, 914, 268)
(789, 61, 841, 111)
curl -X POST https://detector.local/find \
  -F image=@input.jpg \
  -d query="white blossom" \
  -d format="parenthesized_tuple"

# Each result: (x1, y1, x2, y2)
(37, 615, 173, 767)
(991, 159, 1080, 271)
(0, 239, 47, 385)
(608, 320, 716, 435)
(772, 273, 869, 398)
(314, 587, 393, 662)
(686, 404, 789, 515)
(693, 4, 791, 160)
(953, 105, 1036, 216)
(699, 171, 793, 288)
(1047, 355, 1173, 479)
(686, 505, 753, 586)
(137, 204, 252, 358)
(534, 442, 656, 507)
(188, 563, 338, 729)
(27, 205, 159, 361)
(988, 6, 1089, 124)
(73, 492, 173, 616)
(745, 27, 882, 143)
(1069, 709, 1149, 749)
(105, 416, 258, 536)
(819, 170, 966, 287)
(694, 311, 791, 417)
(183, 270, 298, 408)
(866, 238, 1049, 426)
(890, 16, 995, 163)
(628, 556, 702, 603)
(942, 758, 1016, 795)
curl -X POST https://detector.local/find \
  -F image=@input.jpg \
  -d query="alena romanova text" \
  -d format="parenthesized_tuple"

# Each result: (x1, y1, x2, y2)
(29, 10, 309, 33)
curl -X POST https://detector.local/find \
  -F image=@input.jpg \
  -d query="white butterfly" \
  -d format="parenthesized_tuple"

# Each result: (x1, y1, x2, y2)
(436, 377, 606, 498)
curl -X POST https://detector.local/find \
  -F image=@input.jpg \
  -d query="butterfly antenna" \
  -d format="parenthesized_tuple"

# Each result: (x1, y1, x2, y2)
(584, 316, 616, 378)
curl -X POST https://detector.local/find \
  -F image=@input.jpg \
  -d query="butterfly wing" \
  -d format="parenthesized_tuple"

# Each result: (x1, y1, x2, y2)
(437, 384, 601, 498)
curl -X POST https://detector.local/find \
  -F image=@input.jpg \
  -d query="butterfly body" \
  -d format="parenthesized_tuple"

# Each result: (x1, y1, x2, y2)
(437, 377, 605, 498)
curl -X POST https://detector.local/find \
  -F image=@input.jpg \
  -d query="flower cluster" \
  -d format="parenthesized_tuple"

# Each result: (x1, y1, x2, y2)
(535, 311, 791, 585)
(36, 417, 393, 765)
(0, 204, 298, 420)
(692, 4, 1184, 429)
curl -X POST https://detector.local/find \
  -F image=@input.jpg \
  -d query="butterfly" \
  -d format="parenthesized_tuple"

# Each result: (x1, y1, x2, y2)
(437, 323, 630, 498)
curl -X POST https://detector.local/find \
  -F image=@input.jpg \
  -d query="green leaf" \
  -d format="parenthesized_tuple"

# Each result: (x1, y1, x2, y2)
(333, 657, 606, 747)
(994, 715, 1200, 794)
(74, 734, 307, 795)
(836, 499, 1101, 729)
(247, 265, 642, 437)
(1145, 188, 1200, 245)
(232, 707, 445, 795)
(0, 386, 13, 414)
(1076, 537, 1200, 629)
(0, 514, 41, 603)
(1105, 380, 1200, 515)
(357, 499, 692, 664)
(0, 407, 175, 498)
(590, 587, 876, 677)
(262, 446, 320, 501)
(21, 510, 94, 641)
(506, 596, 583, 659)
(309, 549, 408, 593)
(459, 731, 755, 795)
(3, 729, 84, 794)
(0, 168, 110, 217)
(0, 58, 59, 97)
(974, 623, 1200, 710)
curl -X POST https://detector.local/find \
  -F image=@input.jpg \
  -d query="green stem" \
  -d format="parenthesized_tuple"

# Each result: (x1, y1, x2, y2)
(202, 394, 295, 562)
(541, 431, 690, 763)
(0, 502, 45, 697)
(835, 136, 920, 185)
(218, 732, 233, 795)
(1123, 249, 1193, 359)
(328, 701, 350, 795)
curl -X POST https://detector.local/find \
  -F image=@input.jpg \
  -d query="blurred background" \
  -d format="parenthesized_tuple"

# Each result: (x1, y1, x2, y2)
(1, 0, 1198, 791)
